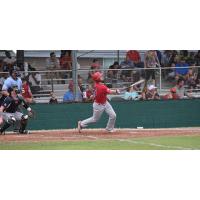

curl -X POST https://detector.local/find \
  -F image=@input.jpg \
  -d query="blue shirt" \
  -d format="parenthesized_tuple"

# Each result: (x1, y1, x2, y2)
(175, 63, 189, 75)
(120, 60, 134, 68)
(124, 91, 139, 100)
(2, 76, 22, 92)
(63, 91, 74, 102)
(63, 90, 83, 102)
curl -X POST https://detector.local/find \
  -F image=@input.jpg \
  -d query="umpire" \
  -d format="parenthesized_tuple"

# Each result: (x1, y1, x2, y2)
(0, 86, 33, 135)
(0, 69, 22, 105)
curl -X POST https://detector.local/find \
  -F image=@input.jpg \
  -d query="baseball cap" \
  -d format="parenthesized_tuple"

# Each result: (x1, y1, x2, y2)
(148, 85, 157, 91)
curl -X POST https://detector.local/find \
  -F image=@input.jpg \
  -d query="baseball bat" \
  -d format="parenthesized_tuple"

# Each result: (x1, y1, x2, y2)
(119, 79, 145, 92)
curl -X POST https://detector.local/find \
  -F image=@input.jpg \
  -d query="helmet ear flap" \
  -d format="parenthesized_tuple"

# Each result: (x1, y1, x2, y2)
(92, 72, 102, 82)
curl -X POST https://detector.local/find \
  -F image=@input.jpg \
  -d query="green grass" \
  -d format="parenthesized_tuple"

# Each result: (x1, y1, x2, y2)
(0, 135, 200, 150)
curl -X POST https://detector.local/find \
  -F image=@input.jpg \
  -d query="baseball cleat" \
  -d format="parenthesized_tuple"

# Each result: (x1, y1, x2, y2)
(78, 121, 82, 133)
(106, 129, 115, 133)
(19, 130, 30, 134)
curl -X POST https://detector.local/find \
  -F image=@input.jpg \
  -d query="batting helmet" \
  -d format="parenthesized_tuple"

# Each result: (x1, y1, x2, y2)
(92, 72, 102, 82)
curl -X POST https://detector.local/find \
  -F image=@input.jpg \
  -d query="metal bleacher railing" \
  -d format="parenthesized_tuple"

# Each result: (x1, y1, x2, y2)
(0, 65, 199, 103)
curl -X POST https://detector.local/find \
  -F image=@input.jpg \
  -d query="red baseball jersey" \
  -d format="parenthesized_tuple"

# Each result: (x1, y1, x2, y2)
(94, 82, 111, 104)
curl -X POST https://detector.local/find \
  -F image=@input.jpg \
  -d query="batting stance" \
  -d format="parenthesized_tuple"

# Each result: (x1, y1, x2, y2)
(78, 72, 120, 133)
(0, 87, 33, 135)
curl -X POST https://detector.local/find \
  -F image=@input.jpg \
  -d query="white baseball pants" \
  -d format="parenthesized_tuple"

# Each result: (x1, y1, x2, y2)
(80, 101, 116, 131)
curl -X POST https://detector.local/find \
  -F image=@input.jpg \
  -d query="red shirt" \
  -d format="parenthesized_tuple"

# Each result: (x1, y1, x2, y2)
(94, 82, 111, 104)
(127, 50, 141, 62)
(22, 83, 32, 99)
(60, 56, 72, 69)
(86, 89, 93, 98)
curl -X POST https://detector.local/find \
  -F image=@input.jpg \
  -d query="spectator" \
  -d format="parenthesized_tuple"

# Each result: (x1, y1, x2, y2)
(156, 50, 162, 66)
(0, 73, 8, 90)
(144, 50, 160, 85)
(124, 86, 139, 100)
(29, 69, 41, 94)
(60, 50, 72, 79)
(185, 68, 197, 89)
(194, 51, 200, 84)
(194, 50, 200, 66)
(175, 56, 189, 79)
(162, 50, 172, 67)
(126, 50, 144, 78)
(22, 78, 34, 104)
(163, 87, 179, 100)
(46, 52, 60, 84)
(3, 51, 16, 72)
(166, 63, 176, 80)
(63, 81, 82, 103)
(126, 50, 141, 63)
(186, 52, 195, 65)
(78, 74, 84, 92)
(0, 59, 3, 72)
(83, 84, 94, 102)
(142, 84, 160, 100)
(120, 56, 135, 81)
(63, 81, 74, 102)
(107, 61, 120, 80)
(173, 77, 191, 99)
(180, 50, 188, 59)
(169, 50, 178, 65)
(49, 92, 58, 104)
(87, 59, 101, 83)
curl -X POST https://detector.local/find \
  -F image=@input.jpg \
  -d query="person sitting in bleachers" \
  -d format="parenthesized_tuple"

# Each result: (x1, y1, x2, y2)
(185, 68, 197, 89)
(141, 84, 160, 100)
(83, 84, 94, 102)
(123, 86, 139, 100)
(3, 51, 16, 72)
(120, 56, 135, 82)
(29, 69, 41, 94)
(63, 81, 82, 103)
(173, 77, 192, 99)
(175, 56, 189, 79)
(107, 61, 120, 80)
(49, 92, 58, 104)
(163, 87, 179, 100)
(60, 50, 72, 80)
(22, 78, 34, 104)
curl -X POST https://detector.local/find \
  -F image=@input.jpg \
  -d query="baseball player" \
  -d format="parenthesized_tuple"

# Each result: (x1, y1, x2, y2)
(78, 72, 120, 133)
(0, 86, 33, 135)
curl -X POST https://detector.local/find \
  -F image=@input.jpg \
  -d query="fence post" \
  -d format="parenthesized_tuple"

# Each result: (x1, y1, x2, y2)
(51, 71, 54, 92)
(159, 67, 162, 93)
(72, 50, 79, 101)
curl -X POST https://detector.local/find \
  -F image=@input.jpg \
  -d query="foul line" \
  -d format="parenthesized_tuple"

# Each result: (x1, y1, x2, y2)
(85, 135, 194, 150)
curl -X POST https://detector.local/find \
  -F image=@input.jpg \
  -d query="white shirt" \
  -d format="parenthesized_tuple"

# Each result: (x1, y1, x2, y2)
(29, 74, 41, 87)
(3, 57, 16, 65)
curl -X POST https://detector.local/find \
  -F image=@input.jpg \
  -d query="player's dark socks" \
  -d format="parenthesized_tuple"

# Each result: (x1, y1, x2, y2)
(19, 121, 28, 134)
(0, 122, 11, 134)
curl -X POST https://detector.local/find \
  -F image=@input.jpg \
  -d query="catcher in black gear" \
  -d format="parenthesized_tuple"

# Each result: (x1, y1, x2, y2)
(0, 86, 34, 135)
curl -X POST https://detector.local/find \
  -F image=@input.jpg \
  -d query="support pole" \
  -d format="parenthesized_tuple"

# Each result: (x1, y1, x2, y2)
(72, 50, 79, 101)
(117, 50, 120, 63)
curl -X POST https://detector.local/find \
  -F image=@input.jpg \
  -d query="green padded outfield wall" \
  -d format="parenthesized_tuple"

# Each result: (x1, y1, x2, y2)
(28, 99, 200, 130)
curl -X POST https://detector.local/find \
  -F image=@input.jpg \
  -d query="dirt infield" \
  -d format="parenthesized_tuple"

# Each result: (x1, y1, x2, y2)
(0, 128, 200, 143)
